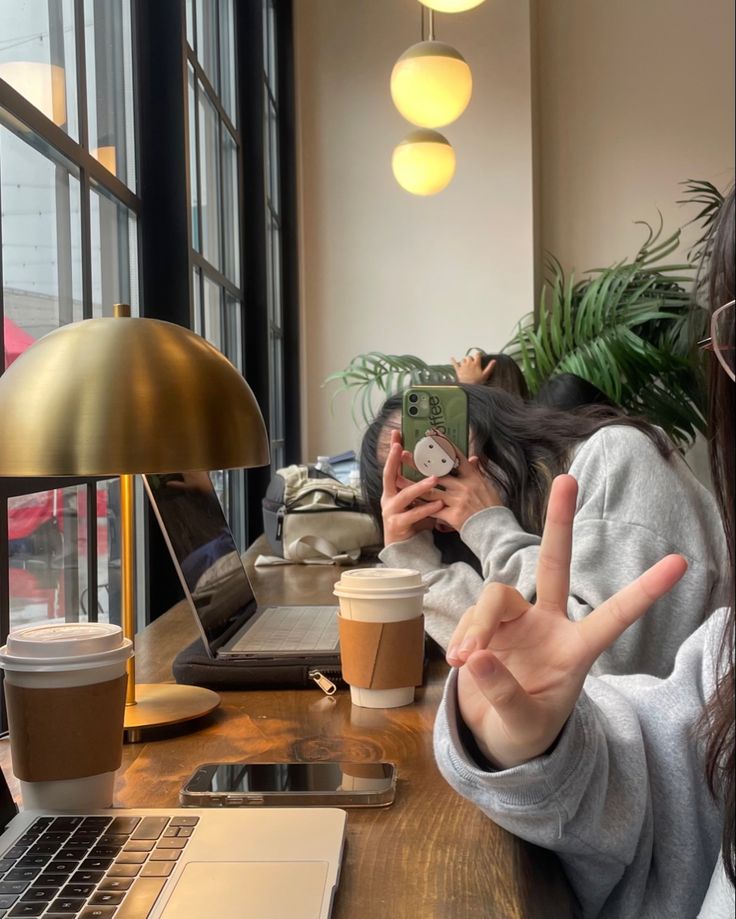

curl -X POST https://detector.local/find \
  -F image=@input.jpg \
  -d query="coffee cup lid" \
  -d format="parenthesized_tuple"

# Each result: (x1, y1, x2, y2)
(3, 622, 126, 660)
(336, 567, 423, 591)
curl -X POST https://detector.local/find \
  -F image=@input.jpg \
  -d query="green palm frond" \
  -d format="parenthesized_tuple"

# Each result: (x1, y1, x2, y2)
(504, 221, 707, 446)
(323, 352, 456, 426)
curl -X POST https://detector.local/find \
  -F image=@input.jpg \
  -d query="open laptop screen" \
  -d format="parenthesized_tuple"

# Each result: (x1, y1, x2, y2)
(144, 472, 255, 653)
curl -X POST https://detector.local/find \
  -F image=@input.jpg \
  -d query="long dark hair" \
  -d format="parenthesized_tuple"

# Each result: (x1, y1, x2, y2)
(476, 353, 530, 400)
(701, 186, 735, 884)
(534, 372, 615, 411)
(360, 387, 670, 537)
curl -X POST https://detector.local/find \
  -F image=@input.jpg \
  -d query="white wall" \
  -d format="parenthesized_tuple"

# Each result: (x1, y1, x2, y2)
(295, 0, 536, 458)
(535, 0, 735, 273)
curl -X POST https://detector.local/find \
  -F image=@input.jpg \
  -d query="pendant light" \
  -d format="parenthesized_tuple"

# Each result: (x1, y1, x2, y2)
(419, 0, 486, 12)
(390, 7, 471, 129)
(392, 129, 456, 196)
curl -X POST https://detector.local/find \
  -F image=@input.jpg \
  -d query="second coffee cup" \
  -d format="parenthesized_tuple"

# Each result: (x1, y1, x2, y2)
(334, 567, 426, 708)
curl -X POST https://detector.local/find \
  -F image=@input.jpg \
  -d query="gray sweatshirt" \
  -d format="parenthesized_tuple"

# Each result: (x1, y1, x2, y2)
(380, 426, 728, 676)
(433, 608, 734, 919)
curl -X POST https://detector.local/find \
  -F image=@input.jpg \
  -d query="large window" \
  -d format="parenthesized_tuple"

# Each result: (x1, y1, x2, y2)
(185, 0, 245, 548)
(0, 0, 141, 730)
(1, 0, 300, 728)
(263, 0, 287, 472)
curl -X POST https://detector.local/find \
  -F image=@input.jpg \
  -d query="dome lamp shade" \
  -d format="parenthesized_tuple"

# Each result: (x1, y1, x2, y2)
(419, 0, 486, 12)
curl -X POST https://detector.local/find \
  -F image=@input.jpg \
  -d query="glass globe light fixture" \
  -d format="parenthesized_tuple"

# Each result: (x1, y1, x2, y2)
(390, 41, 472, 128)
(392, 130, 456, 196)
(419, 0, 486, 11)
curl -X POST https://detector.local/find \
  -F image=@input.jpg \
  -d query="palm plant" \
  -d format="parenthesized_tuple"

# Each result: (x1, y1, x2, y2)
(324, 352, 458, 427)
(506, 218, 707, 446)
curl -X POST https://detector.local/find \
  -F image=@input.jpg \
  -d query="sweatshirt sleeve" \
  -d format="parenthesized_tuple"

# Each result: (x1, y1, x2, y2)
(433, 610, 727, 919)
(459, 428, 722, 676)
(379, 532, 484, 650)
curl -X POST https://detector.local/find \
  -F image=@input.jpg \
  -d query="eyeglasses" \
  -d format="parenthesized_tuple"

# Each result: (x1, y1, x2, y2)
(699, 300, 735, 382)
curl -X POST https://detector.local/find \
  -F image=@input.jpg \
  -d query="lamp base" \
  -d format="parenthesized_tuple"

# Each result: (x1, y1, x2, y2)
(123, 683, 220, 743)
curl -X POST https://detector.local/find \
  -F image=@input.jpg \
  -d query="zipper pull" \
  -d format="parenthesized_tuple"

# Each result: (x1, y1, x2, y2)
(276, 510, 283, 541)
(309, 670, 337, 695)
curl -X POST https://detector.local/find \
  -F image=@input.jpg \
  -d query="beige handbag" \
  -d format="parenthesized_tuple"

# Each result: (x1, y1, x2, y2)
(262, 465, 382, 563)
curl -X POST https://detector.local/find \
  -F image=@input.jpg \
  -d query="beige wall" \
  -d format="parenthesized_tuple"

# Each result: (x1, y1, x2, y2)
(294, 0, 734, 461)
(535, 0, 735, 274)
(295, 0, 536, 459)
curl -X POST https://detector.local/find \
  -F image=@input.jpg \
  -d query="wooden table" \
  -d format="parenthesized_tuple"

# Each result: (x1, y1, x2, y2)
(1, 538, 573, 919)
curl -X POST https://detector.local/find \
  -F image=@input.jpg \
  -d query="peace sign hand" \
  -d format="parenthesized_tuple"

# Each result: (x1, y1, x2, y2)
(448, 475, 687, 770)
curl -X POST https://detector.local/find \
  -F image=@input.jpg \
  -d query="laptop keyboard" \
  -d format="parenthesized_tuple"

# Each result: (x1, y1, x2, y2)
(231, 606, 338, 653)
(0, 814, 198, 918)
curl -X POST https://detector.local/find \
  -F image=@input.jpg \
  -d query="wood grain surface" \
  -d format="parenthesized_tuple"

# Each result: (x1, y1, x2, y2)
(1, 537, 573, 919)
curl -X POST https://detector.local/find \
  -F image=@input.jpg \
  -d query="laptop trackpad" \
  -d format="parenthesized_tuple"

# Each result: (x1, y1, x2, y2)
(159, 861, 330, 918)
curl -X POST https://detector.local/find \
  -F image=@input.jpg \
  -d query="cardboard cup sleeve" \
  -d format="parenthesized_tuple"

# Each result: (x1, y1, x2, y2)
(5, 675, 128, 782)
(338, 614, 424, 690)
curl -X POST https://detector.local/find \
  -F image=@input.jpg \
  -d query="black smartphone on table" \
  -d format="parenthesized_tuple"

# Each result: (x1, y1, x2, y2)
(180, 762, 397, 808)
(401, 385, 469, 482)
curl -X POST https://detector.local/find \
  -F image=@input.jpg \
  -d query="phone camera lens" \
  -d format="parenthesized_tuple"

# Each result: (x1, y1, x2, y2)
(408, 393, 418, 403)
(408, 406, 418, 416)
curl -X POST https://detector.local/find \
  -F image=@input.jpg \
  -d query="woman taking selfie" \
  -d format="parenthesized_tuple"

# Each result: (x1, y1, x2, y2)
(360, 384, 728, 677)
(433, 188, 735, 917)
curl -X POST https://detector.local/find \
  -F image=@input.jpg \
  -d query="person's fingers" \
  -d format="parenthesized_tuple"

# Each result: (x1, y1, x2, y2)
(535, 475, 578, 611)
(463, 650, 539, 737)
(481, 359, 497, 382)
(449, 583, 528, 664)
(398, 499, 445, 529)
(381, 441, 403, 498)
(388, 474, 439, 509)
(451, 357, 460, 370)
(400, 449, 418, 472)
(390, 428, 403, 447)
(577, 554, 687, 663)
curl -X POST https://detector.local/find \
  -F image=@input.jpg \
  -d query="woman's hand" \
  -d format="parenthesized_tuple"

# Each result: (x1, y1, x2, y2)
(447, 475, 687, 770)
(452, 352, 496, 385)
(381, 430, 444, 545)
(430, 453, 503, 531)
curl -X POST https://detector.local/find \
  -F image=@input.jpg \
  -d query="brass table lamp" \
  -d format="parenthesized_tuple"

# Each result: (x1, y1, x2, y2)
(0, 305, 270, 741)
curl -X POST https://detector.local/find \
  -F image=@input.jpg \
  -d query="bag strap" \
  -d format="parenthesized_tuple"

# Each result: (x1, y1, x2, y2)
(284, 483, 359, 510)
(284, 534, 361, 563)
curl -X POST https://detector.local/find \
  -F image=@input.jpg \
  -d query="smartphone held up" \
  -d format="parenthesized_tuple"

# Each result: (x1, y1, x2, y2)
(401, 385, 469, 482)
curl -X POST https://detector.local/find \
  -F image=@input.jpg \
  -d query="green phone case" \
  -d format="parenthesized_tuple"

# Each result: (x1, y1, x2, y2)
(401, 386, 469, 481)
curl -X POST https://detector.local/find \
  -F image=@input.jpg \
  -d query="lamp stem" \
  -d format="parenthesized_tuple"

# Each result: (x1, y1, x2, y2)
(427, 8, 435, 40)
(120, 472, 137, 706)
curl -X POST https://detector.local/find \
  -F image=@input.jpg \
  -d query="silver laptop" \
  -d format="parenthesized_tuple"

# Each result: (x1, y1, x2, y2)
(0, 765, 346, 918)
(142, 473, 341, 679)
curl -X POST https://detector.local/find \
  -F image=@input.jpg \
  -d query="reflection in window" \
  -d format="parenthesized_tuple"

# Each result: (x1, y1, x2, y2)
(203, 275, 222, 349)
(186, 0, 245, 549)
(222, 127, 240, 285)
(83, 0, 136, 189)
(198, 86, 221, 270)
(263, 0, 286, 471)
(0, 0, 79, 138)
(91, 186, 139, 317)
(0, 127, 83, 367)
(8, 485, 88, 630)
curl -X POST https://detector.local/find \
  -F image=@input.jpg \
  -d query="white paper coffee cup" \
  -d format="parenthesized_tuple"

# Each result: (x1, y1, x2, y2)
(334, 567, 425, 708)
(0, 622, 133, 810)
